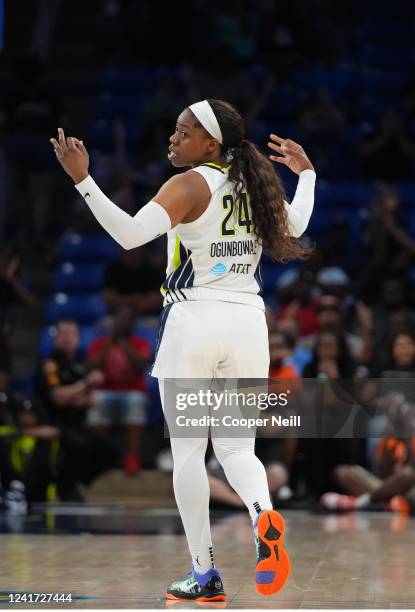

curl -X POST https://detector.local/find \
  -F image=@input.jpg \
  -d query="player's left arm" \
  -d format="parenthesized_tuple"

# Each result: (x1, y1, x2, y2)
(50, 128, 203, 249)
(268, 134, 316, 238)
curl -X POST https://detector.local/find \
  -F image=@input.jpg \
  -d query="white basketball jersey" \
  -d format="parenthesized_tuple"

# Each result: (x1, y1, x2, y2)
(162, 163, 264, 310)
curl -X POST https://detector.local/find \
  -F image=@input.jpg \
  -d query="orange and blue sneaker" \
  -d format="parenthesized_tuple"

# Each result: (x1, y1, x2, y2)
(254, 509, 291, 596)
(165, 567, 226, 602)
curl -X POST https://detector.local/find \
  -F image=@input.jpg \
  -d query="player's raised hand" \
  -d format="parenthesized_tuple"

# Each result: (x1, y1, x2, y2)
(268, 134, 314, 175)
(50, 127, 90, 184)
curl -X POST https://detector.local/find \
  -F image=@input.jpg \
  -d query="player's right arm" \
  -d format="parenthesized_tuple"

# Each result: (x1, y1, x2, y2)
(50, 128, 207, 249)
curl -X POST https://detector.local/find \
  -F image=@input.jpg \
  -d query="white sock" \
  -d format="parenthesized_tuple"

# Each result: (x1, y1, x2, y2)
(191, 545, 215, 574)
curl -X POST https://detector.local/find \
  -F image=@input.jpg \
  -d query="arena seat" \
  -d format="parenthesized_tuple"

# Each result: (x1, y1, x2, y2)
(53, 263, 106, 293)
(98, 66, 160, 93)
(95, 92, 144, 121)
(46, 293, 108, 325)
(60, 234, 119, 263)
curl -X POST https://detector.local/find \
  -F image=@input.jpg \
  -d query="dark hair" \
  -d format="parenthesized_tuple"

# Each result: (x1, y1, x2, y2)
(207, 99, 311, 262)
(273, 330, 296, 351)
(382, 328, 415, 371)
(306, 329, 356, 378)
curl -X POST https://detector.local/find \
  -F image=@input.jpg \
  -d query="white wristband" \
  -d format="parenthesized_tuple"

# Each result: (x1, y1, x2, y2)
(75, 175, 172, 250)
(284, 169, 316, 238)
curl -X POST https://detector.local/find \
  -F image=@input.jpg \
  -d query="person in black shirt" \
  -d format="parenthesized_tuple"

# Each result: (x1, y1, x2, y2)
(0, 246, 36, 391)
(36, 319, 120, 500)
(103, 248, 164, 318)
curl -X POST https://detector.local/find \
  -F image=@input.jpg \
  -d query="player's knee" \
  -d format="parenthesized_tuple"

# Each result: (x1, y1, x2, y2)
(212, 438, 255, 466)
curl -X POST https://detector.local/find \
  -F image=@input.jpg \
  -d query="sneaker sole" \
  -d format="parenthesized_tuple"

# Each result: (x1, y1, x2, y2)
(165, 593, 227, 602)
(255, 509, 290, 596)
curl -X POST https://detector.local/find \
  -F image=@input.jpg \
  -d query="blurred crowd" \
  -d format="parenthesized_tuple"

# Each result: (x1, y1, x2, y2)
(1, 0, 415, 515)
(2, 197, 415, 515)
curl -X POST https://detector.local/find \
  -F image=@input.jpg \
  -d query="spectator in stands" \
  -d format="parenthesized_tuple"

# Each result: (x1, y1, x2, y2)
(87, 306, 151, 475)
(274, 316, 312, 374)
(316, 295, 373, 367)
(36, 319, 120, 500)
(0, 245, 36, 391)
(303, 328, 358, 380)
(269, 331, 300, 380)
(275, 271, 319, 340)
(301, 329, 362, 496)
(358, 185, 415, 302)
(102, 248, 164, 323)
(0, 392, 61, 511)
(359, 110, 415, 180)
(369, 277, 412, 363)
(321, 376, 415, 515)
(298, 87, 347, 177)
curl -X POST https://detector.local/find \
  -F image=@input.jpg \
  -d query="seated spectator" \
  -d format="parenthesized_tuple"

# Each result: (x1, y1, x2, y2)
(269, 331, 300, 380)
(0, 246, 36, 390)
(274, 316, 312, 374)
(359, 110, 415, 180)
(301, 330, 363, 496)
(87, 306, 152, 475)
(379, 329, 415, 377)
(358, 185, 415, 301)
(102, 248, 164, 322)
(35, 319, 120, 501)
(321, 432, 415, 514)
(370, 278, 412, 359)
(316, 295, 373, 367)
(0, 392, 61, 512)
(298, 87, 347, 177)
(275, 272, 319, 340)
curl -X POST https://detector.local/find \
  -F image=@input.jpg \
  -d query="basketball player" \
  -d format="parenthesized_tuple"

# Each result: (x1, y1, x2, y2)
(50, 99, 316, 601)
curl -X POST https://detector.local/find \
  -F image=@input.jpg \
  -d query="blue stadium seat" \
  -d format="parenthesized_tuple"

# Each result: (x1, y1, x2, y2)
(60, 234, 119, 263)
(46, 293, 108, 325)
(53, 263, 105, 293)
(98, 66, 160, 93)
(261, 86, 304, 120)
(291, 63, 353, 102)
(38, 325, 103, 358)
(95, 92, 144, 121)
(315, 181, 373, 209)
(358, 45, 411, 69)
(395, 182, 415, 207)
(355, 67, 406, 93)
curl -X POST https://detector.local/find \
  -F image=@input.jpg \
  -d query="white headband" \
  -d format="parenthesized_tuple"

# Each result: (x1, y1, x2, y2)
(189, 100, 223, 144)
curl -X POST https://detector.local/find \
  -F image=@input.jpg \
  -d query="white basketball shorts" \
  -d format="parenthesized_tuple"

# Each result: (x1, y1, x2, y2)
(151, 300, 269, 379)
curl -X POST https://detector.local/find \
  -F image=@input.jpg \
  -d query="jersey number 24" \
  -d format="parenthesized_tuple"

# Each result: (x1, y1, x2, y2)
(221, 193, 253, 236)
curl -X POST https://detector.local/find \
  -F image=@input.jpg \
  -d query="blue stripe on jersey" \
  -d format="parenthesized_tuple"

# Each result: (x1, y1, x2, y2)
(150, 303, 174, 373)
(164, 245, 195, 298)
(254, 258, 263, 295)
(163, 241, 193, 293)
